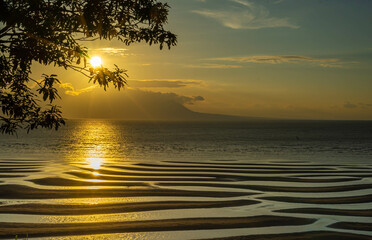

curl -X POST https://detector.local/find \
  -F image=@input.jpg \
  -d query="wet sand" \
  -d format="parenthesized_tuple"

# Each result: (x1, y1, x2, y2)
(201, 231, 372, 240)
(30, 177, 151, 187)
(78, 167, 362, 183)
(0, 199, 259, 215)
(276, 208, 372, 217)
(260, 194, 372, 204)
(0, 184, 253, 199)
(1, 159, 372, 239)
(103, 164, 372, 175)
(158, 182, 372, 193)
(330, 222, 372, 231)
(0, 216, 315, 239)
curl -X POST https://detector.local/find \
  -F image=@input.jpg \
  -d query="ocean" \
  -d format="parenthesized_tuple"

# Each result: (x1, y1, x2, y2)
(0, 120, 371, 239)
(1, 120, 372, 163)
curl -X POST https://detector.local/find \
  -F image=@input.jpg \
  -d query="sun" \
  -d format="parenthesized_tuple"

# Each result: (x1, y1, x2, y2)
(90, 56, 102, 68)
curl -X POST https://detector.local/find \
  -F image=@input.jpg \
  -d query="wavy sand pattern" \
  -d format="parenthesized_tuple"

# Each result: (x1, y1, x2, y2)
(0, 159, 371, 239)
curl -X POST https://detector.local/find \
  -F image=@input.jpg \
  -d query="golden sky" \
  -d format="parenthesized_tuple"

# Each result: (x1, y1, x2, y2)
(32, 0, 372, 120)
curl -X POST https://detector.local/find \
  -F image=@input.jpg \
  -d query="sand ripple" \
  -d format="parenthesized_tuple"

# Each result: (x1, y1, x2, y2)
(0, 159, 371, 239)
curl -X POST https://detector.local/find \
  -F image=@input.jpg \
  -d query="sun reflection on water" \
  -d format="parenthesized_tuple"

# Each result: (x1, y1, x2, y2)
(67, 120, 122, 169)
(87, 157, 104, 170)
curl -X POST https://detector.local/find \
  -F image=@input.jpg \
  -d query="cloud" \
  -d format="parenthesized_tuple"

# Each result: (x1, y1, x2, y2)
(131, 90, 204, 105)
(317, 63, 349, 68)
(344, 102, 372, 109)
(193, 96, 205, 101)
(59, 83, 98, 96)
(344, 102, 358, 109)
(211, 55, 349, 68)
(214, 55, 339, 64)
(129, 79, 202, 88)
(359, 103, 372, 108)
(192, 0, 299, 29)
(91, 48, 129, 56)
(175, 94, 205, 105)
(186, 64, 242, 69)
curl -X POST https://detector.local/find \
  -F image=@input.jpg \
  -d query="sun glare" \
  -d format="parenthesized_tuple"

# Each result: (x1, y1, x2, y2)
(90, 56, 102, 68)
(87, 157, 103, 170)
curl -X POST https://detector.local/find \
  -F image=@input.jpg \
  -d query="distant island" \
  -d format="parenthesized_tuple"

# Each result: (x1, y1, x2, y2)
(63, 89, 265, 121)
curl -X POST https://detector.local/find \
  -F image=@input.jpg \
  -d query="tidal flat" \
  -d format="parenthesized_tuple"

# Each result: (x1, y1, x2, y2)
(1, 120, 372, 239)
(1, 158, 372, 239)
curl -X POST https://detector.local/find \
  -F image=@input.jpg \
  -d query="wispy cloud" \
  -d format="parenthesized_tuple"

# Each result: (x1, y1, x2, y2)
(214, 55, 338, 63)
(192, 0, 299, 29)
(211, 55, 350, 68)
(129, 79, 202, 88)
(171, 93, 205, 105)
(60, 83, 98, 96)
(344, 102, 358, 109)
(359, 103, 372, 108)
(126, 89, 205, 105)
(186, 63, 242, 69)
(91, 48, 129, 56)
(344, 102, 372, 109)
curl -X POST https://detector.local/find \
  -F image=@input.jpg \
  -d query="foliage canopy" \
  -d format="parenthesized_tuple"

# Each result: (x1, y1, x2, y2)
(0, 0, 177, 134)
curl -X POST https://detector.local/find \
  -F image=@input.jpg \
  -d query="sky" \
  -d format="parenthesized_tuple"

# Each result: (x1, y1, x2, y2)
(32, 0, 372, 120)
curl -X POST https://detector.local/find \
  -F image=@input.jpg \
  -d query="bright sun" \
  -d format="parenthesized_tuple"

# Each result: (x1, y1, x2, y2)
(90, 56, 102, 68)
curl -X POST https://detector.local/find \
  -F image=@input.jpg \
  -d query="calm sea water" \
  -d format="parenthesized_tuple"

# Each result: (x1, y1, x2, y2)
(0, 120, 371, 163)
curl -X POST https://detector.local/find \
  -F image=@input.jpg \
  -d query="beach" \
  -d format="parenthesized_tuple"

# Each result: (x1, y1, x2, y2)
(1, 158, 372, 239)
(0, 120, 371, 239)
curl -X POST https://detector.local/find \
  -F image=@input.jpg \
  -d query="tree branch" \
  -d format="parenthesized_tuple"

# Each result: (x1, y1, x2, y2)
(0, 25, 13, 38)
